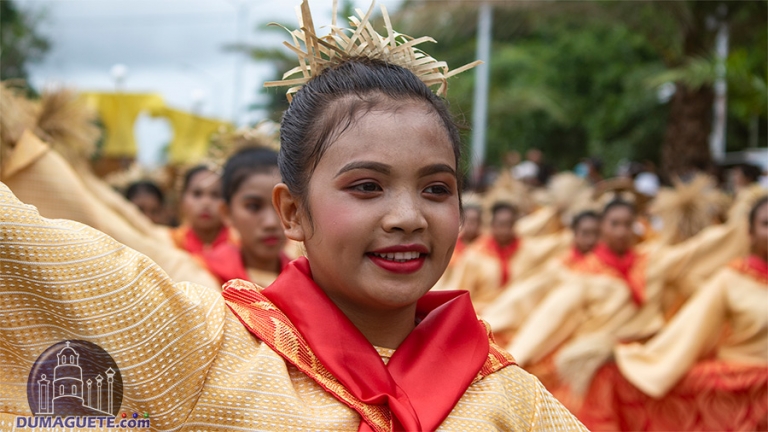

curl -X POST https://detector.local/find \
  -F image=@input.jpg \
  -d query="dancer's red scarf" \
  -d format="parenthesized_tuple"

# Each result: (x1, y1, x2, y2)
(733, 255, 768, 284)
(485, 236, 521, 286)
(563, 246, 587, 268)
(745, 255, 768, 280)
(258, 258, 491, 431)
(592, 242, 643, 305)
(203, 243, 290, 284)
(174, 225, 233, 255)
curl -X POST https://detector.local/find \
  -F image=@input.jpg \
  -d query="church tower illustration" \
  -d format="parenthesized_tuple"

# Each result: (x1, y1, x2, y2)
(34, 341, 116, 416)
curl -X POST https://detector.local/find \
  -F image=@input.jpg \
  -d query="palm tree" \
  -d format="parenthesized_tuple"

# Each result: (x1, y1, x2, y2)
(599, 1, 766, 179)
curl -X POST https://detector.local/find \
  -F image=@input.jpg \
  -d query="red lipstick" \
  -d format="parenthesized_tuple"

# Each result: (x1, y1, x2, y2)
(262, 236, 280, 246)
(367, 244, 428, 274)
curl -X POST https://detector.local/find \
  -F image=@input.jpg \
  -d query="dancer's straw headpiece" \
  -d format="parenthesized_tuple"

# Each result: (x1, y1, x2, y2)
(265, 0, 481, 102)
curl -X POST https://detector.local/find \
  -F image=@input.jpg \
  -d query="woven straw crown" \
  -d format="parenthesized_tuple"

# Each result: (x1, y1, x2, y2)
(264, 0, 481, 102)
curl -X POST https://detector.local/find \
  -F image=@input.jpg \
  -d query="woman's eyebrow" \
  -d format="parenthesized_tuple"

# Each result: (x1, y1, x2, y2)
(335, 161, 391, 178)
(240, 194, 266, 201)
(418, 163, 456, 178)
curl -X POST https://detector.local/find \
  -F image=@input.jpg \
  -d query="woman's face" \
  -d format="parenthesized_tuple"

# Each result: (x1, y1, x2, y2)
(600, 206, 635, 255)
(130, 191, 165, 225)
(226, 169, 286, 265)
(181, 170, 223, 232)
(292, 101, 460, 314)
(460, 207, 482, 244)
(574, 217, 600, 254)
(490, 208, 517, 247)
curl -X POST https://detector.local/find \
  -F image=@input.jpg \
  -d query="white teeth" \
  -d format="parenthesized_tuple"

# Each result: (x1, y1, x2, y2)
(372, 251, 421, 262)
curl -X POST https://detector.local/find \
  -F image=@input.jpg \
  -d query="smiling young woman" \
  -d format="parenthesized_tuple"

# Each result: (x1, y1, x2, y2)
(272, 98, 460, 349)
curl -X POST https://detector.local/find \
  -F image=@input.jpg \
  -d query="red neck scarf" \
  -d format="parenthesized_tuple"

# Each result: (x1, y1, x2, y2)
(184, 225, 233, 255)
(746, 255, 768, 278)
(203, 243, 290, 285)
(735, 255, 768, 285)
(563, 246, 587, 268)
(258, 257, 491, 431)
(485, 236, 520, 286)
(592, 242, 643, 305)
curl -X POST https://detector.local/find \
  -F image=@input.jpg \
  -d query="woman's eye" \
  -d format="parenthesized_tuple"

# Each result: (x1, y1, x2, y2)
(424, 184, 451, 196)
(352, 182, 382, 193)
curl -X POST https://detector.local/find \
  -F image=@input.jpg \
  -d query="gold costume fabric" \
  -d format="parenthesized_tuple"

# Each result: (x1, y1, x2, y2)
(481, 249, 584, 346)
(441, 232, 571, 312)
(0, 132, 219, 291)
(515, 206, 562, 238)
(507, 252, 659, 394)
(509, 218, 751, 372)
(581, 259, 768, 430)
(615, 260, 768, 398)
(0, 183, 586, 431)
(645, 220, 751, 320)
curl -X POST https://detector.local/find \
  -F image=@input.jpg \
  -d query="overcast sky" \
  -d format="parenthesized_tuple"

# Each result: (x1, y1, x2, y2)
(20, 0, 403, 165)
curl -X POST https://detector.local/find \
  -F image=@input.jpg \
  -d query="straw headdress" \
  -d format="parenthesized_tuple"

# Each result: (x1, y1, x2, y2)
(542, 173, 590, 211)
(103, 162, 173, 193)
(593, 177, 651, 213)
(264, 0, 481, 101)
(1, 83, 102, 176)
(728, 183, 768, 224)
(649, 174, 731, 245)
(482, 170, 535, 220)
(208, 120, 280, 164)
(0, 82, 37, 152)
(34, 87, 101, 162)
(530, 172, 598, 226)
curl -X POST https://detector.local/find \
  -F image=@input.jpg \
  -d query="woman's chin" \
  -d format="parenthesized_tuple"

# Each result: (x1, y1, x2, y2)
(364, 282, 434, 310)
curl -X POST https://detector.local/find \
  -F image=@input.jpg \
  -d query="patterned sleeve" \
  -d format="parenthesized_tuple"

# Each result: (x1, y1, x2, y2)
(485, 365, 588, 431)
(0, 183, 226, 430)
(530, 378, 589, 431)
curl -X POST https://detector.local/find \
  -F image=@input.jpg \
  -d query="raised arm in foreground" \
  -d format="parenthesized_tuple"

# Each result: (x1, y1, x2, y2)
(0, 183, 225, 429)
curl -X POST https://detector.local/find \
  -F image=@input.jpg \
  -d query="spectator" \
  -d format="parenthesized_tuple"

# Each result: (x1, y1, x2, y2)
(125, 180, 167, 225)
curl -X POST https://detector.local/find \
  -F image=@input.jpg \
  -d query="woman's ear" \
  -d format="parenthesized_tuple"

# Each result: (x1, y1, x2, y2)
(273, 183, 306, 242)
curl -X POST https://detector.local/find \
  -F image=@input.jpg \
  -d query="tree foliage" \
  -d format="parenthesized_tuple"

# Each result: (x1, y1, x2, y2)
(228, 0, 357, 123)
(0, 0, 50, 85)
(392, 0, 766, 177)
